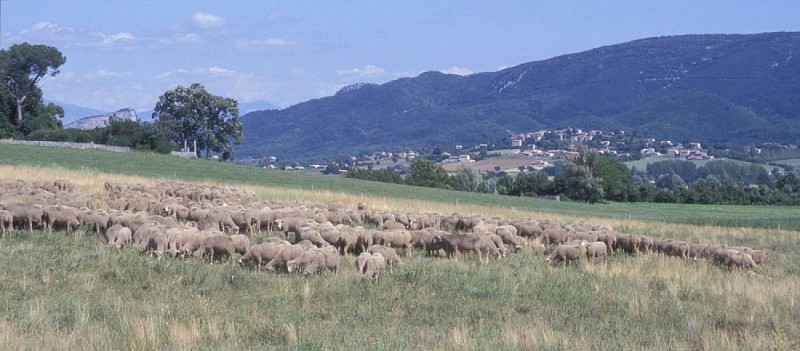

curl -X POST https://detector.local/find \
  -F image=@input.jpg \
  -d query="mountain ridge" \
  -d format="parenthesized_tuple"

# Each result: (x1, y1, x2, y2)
(235, 32, 800, 161)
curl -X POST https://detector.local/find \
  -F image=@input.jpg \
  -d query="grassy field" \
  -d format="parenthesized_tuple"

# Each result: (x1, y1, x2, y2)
(2, 143, 799, 230)
(1, 144, 799, 349)
(625, 155, 782, 172)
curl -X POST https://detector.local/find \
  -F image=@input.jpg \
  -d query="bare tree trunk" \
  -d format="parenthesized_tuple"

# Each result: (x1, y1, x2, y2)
(15, 96, 26, 126)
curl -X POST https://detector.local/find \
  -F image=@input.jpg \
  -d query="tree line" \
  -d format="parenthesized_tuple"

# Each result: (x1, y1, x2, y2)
(347, 147, 800, 205)
(1, 43, 243, 159)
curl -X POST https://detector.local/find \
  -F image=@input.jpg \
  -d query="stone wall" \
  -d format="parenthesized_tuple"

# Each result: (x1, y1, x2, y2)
(170, 151, 197, 158)
(0, 139, 131, 153)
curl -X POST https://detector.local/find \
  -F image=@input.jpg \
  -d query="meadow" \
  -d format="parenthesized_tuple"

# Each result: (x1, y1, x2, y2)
(0, 144, 799, 350)
(1, 143, 798, 230)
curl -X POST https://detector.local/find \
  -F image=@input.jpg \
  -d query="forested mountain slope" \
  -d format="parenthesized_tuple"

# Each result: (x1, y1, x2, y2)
(239, 32, 800, 161)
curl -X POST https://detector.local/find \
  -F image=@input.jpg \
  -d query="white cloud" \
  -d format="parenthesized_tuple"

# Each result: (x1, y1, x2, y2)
(337, 65, 386, 77)
(159, 66, 238, 79)
(27, 21, 75, 34)
(13, 21, 77, 42)
(441, 66, 473, 76)
(209, 66, 236, 76)
(97, 32, 135, 45)
(88, 70, 133, 78)
(235, 37, 297, 51)
(192, 12, 225, 29)
(175, 33, 201, 44)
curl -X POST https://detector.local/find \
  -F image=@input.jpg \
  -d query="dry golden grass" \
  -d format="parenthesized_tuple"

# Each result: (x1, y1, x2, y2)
(2, 163, 800, 350)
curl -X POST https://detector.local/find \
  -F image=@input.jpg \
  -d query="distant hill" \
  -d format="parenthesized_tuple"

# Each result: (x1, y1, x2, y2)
(46, 101, 105, 125)
(64, 108, 138, 130)
(239, 100, 280, 114)
(238, 32, 800, 161)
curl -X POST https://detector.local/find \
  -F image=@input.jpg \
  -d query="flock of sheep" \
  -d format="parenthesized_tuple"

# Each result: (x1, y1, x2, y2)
(0, 179, 765, 279)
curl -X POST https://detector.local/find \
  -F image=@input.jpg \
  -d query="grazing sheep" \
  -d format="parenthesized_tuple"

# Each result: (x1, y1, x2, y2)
(381, 220, 407, 231)
(726, 246, 767, 265)
(547, 241, 589, 266)
(205, 209, 240, 233)
(482, 234, 508, 258)
(166, 228, 198, 257)
(239, 242, 287, 270)
(78, 209, 109, 235)
(510, 221, 543, 238)
(410, 229, 443, 257)
(541, 229, 568, 246)
(366, 245, 402, 268)
(261, 236, 291, 245)
(358, 253, 386, 279)
(584, 241, 608, 261)
(0, 210, 13, 236)
(354, 227, 374, 253)
(712, 248, 758, 270)
(597, 232, 617, 254)
(495, 224, 518, 237)
(639, 236, 654, 253)
(411, 213, 441, 230)
(336, 227, 358, 255)
(433, 233, 499, 261)
(319, 226, 341, 247)
(105, 224, 132, 248)
(132, 222, 164, 246)
(277, 217, 316, 238)
(664, 240, 690, 260)
(568, 232, 598, 243)
(286, 249, 320, 274)
(229, 209, 257, 235)
(6, 203, 45, 232)
(230, 234, 251, 255)
(688, 243, 713, 260)
(196, 233, 236, 262)
(183, 232, 235, 263)
(136, 231, 170, 259)
(44, 207, 81, 232)
(495, 227, 525, 252)
(265, 244, 307, 272)
(375, 230, 413, 256)
(749, 250, 767, 265)
(287, 246, 340, 275)
(292, 228, 329, 248)
(356, 252, 371, 276)
(615, 234, 641, 254)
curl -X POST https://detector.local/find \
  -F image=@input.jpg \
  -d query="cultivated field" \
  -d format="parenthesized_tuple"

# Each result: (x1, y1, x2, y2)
(0, 145, 799, 350)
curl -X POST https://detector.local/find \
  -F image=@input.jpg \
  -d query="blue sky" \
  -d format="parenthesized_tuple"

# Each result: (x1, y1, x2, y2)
(2, 0, 799, 115)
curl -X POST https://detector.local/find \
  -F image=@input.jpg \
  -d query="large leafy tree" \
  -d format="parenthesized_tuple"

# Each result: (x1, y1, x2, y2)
(152, 83, 244, 159)
(554, 145, 605, 203)
(592, 155, 635, 201)
(406, 158, 450, 189)
(0, 43, 66, 128)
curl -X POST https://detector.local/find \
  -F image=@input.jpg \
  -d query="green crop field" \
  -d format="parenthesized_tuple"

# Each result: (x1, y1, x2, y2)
(1, 143, 799, 350)
(626, 155, 783, 172)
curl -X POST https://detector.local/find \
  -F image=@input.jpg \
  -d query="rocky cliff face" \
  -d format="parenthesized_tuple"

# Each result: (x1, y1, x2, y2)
(65, 108, 139, 130)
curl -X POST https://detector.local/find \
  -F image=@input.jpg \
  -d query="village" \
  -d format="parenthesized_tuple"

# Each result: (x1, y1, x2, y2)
(264, 127, 715, 175)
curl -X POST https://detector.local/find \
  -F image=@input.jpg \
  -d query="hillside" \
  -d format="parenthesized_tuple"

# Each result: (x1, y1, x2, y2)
(64, 108, 139, 130)
(238, 32, 800, 161)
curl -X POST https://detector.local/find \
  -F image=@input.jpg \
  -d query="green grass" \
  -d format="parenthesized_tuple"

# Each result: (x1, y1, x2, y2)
(2, 143, 798, 230)
(626, 155, 782, 172)
(772, 158, 800, 167)
(2, 143, 800, 349)
(1, 229, 798, 350)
